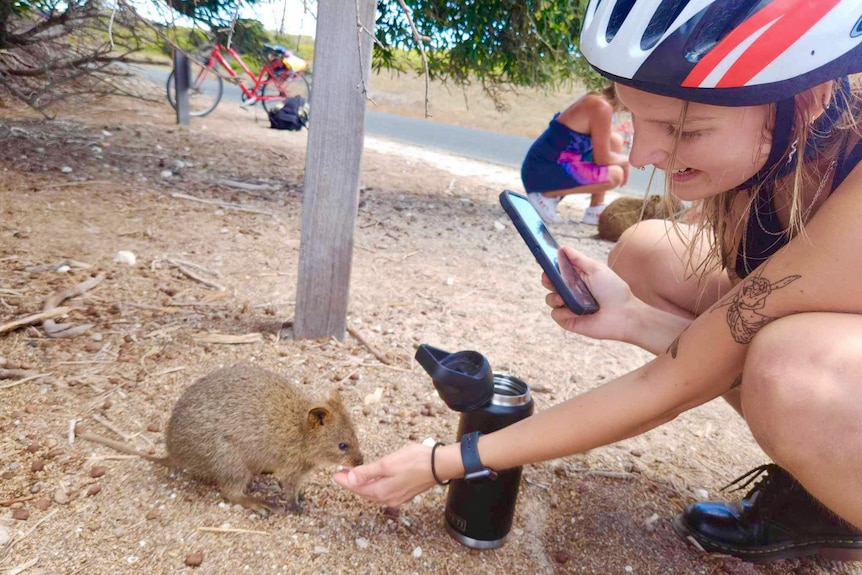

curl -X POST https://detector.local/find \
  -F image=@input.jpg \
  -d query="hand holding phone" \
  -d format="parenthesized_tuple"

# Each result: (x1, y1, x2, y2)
(499, 190, 599, 315)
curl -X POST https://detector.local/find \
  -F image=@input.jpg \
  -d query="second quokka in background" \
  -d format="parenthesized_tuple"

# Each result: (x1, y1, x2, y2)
(597, 195, 684, 242)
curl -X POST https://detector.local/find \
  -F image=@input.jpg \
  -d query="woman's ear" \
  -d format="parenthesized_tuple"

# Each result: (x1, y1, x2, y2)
(799, 80, 835, 123)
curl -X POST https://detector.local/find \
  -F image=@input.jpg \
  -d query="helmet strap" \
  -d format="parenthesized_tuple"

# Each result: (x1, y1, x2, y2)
(733, 98, 796, 191)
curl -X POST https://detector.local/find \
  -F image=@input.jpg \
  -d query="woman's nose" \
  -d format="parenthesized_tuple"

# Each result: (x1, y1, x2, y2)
(628, 129, 668, 169)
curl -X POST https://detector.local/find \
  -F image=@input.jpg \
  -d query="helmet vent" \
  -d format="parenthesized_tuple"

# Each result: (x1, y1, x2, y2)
(606, 0, 637, 42)
(684, 0, 763, 63)
(640, 0, 688, 50)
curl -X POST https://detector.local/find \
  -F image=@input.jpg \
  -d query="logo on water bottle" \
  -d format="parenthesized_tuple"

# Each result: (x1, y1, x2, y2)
(445, 506, 468, 532)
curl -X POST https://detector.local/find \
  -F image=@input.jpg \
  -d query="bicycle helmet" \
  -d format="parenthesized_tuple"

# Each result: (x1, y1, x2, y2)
(580, 0, 862, 106)
(580, 0, 862, 188)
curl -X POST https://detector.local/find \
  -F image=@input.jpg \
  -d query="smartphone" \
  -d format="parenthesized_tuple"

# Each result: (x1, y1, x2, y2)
(499, 190, 599, 315)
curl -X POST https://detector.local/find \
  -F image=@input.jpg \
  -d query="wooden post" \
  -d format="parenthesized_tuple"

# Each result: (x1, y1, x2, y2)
(173, 50, 190, 126)
(293, 0, 375, 339)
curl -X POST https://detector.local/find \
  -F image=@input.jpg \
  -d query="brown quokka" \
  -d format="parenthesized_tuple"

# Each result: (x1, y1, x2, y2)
(597, 195, 684, 242)
(78, 364, 363, 515)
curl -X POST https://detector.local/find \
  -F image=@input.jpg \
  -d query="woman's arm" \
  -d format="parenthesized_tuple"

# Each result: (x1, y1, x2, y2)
(335, 164, 862, 508)
(582, 98, 629, 167)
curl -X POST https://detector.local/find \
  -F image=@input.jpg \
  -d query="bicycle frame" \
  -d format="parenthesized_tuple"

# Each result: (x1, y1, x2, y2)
(199, 43, 300, 102)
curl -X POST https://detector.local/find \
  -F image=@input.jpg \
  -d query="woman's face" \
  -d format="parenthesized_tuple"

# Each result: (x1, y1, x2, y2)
(615, 84, 773, 201)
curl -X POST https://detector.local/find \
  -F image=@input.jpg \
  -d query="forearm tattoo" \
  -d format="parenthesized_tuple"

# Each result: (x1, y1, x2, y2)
(715, 268, 800, 344)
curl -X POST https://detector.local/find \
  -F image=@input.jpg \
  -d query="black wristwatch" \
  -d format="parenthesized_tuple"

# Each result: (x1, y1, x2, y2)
(460, 431, 498, 481)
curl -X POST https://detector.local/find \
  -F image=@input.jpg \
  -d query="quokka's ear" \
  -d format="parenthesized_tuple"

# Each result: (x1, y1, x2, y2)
(307, 406, 331, 429)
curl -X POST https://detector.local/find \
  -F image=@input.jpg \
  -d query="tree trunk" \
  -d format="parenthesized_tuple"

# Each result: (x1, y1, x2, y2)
(293, 0, 375, 340)
(0, 0, 13, 50)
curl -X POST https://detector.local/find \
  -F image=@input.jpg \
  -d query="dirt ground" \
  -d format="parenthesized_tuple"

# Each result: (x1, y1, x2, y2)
(1, 83, 860, 575)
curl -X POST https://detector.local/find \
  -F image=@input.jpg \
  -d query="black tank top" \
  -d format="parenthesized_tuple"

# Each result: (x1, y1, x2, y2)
(735, 125, 862, 279)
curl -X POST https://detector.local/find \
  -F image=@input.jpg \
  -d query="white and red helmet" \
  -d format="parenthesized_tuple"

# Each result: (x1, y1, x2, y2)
(580, 0, 862, 106)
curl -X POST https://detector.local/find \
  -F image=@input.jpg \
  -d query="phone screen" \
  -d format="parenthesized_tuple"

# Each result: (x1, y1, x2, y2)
(500, 191, 599, 314)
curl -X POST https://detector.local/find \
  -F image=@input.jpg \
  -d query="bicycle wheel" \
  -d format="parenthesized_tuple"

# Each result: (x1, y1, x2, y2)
(260, 73, 311, 114)
(166, 58, 224, 117)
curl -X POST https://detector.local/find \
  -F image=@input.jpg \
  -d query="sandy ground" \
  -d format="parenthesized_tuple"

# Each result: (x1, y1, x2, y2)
(0, 86, 860, 575)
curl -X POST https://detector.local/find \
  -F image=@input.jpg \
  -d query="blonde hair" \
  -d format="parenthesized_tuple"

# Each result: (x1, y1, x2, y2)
(665, 76, 862, 281)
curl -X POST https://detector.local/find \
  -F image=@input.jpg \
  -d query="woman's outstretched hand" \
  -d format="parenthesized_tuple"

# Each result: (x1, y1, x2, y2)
(332, 443, 437, 508)
(543, 246, 637, 342)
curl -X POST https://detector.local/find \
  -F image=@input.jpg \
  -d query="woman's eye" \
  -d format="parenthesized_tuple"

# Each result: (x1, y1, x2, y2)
(666, 125, 702, 141)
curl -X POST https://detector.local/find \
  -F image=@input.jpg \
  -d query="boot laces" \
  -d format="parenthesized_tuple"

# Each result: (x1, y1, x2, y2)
(721, 463, 800, 517)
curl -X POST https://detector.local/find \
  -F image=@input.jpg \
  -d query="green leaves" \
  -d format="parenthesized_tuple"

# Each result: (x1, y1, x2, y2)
(374, 0, 605, 91)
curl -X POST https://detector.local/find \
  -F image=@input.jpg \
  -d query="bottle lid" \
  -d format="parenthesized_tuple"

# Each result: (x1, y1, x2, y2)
(415, 344, 494, 412)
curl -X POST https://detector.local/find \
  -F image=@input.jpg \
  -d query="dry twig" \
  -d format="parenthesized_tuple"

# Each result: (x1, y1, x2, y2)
(396, 0, 432, 118)
(170, 193, 273, 216)
(163, 258, 220, 277)
(0, 307, 72, 335)
(0, 373, 52, 390)
(0, 494, 39, 507)
(192, 333, 264, 344)
(196, 527, 270, 535)
(172, 265, 226, 291)
(346, 326, 390, 365)
(1, 556, 39, 575)
(91, 414, 131, 441)
(42, 273, 106, 338)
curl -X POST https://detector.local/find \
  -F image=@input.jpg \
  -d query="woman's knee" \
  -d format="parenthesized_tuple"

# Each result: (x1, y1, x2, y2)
(608, 219, 671, 288)
(742, 314, 856, 460)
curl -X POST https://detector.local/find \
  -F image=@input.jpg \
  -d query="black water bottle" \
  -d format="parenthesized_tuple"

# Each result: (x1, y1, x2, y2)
(415, 344, 535, 549)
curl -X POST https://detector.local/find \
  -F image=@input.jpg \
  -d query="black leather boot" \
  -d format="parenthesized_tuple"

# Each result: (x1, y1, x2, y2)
(672, 464, 862, 562)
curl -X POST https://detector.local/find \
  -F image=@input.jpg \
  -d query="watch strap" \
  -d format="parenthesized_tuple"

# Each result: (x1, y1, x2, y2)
(460, 431, 498, 481)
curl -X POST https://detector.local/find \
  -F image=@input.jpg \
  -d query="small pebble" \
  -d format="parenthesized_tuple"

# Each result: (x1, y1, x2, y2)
(355, 537, 369, 549)
(313, 546, 329, 555)
(644, 513, 660, 532)
(34, 498, 51, 511)
(412, 546, 422, 559)
(12, 508, 29, 520)
(0, 525, 10, 545)
(553, 551, 572, 564)
(185, 552, 204, 567)
(90, 466, 106, 478)
(145, 509, 159, 521)
(61, 166, 73, 173)
(693, 488, 709, 501)
(53, 489, 69, 505)
(146, 423, 161, 433)
(113, 251, 136, 266)
(160, 170, 173, 178)
(30, 460, 45, 472)
(87, 484, 102, 496)
(625, 566, 634, 573)
(26, 442, 40, 453)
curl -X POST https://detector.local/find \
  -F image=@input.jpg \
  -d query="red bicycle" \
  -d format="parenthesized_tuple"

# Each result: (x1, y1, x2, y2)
(166, 43, 311, 118)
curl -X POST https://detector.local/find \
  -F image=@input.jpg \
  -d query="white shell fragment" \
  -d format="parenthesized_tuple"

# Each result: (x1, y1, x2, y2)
(113, 251, 137, 266)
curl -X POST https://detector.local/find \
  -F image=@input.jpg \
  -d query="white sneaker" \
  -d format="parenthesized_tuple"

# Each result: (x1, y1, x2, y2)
(581, 204, 607, 225)
(527, 193, 562, 224)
